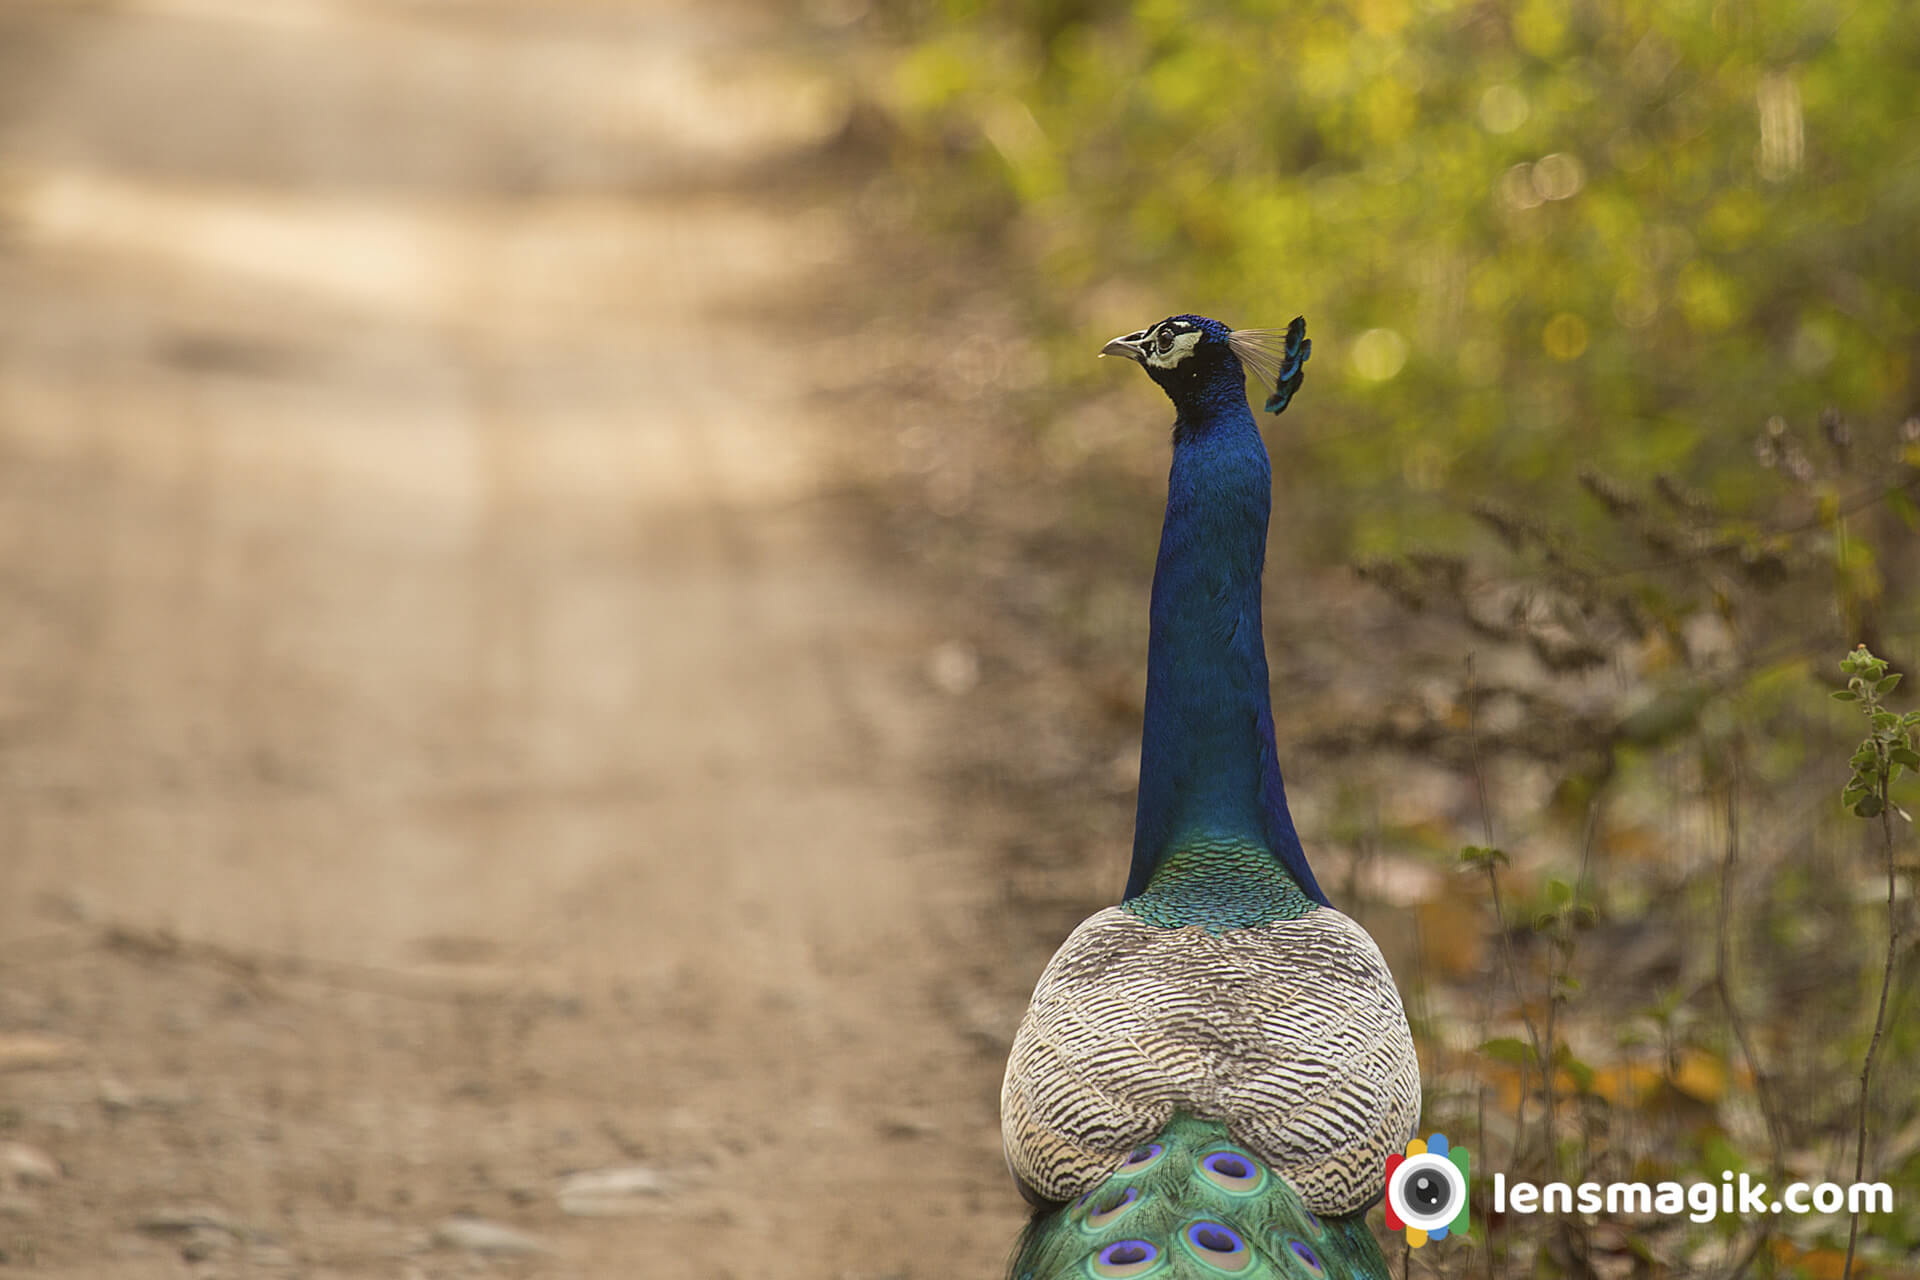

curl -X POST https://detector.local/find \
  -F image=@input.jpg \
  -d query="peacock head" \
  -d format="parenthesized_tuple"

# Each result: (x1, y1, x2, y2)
(1101, 314, 1310, 416)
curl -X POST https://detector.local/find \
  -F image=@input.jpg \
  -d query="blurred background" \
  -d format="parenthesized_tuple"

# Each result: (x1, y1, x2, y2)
(0, 0, 1914, 1276)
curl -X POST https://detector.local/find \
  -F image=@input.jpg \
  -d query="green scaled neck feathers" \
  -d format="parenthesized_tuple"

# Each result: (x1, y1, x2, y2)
(1125, 840, 1318, 932)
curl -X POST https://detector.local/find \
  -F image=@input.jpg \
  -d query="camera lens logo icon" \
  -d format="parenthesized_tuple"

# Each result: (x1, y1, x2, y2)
(1383, 1133, 1470, 1246)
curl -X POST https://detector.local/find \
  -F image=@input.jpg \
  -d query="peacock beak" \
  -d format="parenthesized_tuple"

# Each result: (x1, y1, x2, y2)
(1100, 331, 1150, 363)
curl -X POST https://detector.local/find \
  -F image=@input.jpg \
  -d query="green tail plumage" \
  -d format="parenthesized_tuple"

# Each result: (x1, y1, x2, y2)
(1008, 1115, 1391, 1280)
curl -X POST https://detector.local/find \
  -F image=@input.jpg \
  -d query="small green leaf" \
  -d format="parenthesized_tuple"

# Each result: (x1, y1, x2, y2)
(1479, 1037, 1532, 1066)
(1460, 844, 1509, 868)
(1892, 747, 1920, 770)
(1833, 690, 1859, 702)
(1554, 1044, 1595, 1090)
(1854, 795, 1885, 818)
(1877, 673, 1903, 694)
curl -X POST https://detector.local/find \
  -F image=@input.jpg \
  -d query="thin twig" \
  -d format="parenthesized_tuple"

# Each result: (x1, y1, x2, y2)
(1538, 800, 1599, 1171)
(1722, 1225, 1770, 1280)
(1477, 1082, 1495, 1280)
(1543, 799, 1601, 1264)
(1466, 654, 1551, 1169)
(1714, 748, 1788, 1169)
(1842, 790, 1901, 1280)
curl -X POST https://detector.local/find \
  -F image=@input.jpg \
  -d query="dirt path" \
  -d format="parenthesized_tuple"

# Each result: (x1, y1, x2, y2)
(0, 1, 1022, 1274)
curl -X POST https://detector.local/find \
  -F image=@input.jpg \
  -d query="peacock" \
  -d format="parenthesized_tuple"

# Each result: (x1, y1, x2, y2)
(1000, 315, 1421, 1279)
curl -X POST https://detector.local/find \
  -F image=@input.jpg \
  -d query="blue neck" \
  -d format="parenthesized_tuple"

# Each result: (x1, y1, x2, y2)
(1123, 375, 1329, 909)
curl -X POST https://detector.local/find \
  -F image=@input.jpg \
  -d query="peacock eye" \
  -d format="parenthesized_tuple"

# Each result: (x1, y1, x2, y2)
(1090, 1239, 1161, 1277)
(1156, 330, 1174, 354)
(1120, 1143, 1164, 1170)
(1288, 1240, 1325, 1274)
(1198, 1149, 1266, 1194)
(1183, 1222, 1251, 1271)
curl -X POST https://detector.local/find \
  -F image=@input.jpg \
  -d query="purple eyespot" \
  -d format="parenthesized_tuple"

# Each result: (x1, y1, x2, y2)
(1290, 1240, 1324, 1273)
(1190, 1151, 1267, 1205)
(1122, 1144, 1163, 1169)
(1091, 1239, 1161, 1276)
(1198, 1150, 1265, 1193)
(1190, 1224, 1243, 1254)
(1181, 1222, 1252, 1271)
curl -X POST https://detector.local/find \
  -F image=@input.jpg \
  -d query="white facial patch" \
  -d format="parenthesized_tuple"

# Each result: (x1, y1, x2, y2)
(1144, 326, 1203, 370)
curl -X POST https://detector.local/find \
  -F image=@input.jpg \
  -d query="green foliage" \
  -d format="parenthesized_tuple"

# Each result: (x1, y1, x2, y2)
(1457, 843, 1507, 869)
(1834, 645, 1920, 817)
(1477, 1035, 1530, 1066)
(886, 0, 1920, 550)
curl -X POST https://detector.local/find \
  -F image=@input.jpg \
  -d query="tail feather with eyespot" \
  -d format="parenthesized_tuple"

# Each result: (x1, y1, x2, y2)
(1006, 1114, 1389, 1279)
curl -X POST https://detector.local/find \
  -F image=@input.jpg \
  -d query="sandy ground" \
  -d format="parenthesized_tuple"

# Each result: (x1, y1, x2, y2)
(0, 1, 1025, 1274)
